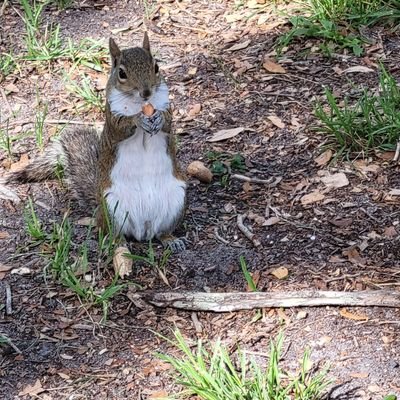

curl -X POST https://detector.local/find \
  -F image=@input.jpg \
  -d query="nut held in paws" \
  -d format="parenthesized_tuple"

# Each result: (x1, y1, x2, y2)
(187, 161, 213, 183)
(142, 103, 155, 116)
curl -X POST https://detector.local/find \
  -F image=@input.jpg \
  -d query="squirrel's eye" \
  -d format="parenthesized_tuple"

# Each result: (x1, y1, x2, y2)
(118, 68, 127, 81)
(155, 63, 159, 74)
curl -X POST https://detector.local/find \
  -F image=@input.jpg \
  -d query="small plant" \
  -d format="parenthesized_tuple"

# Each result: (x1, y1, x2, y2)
(315, 65, 400, 156)
(64, 38, 107, 71)
(19, 0, 65, 62)
(34, 101, 48, 150)
(0, 53, 17, 79)
(158, 330, 331, 400)
(65, 74, 104, 112)
(51, 0, 74, 9)
(206, 151, 247, 186)
(240, 256, 258, 292)
(25, 198, 46, 242)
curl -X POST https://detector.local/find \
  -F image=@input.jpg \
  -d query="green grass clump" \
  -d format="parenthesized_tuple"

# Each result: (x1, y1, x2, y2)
(158, 330, 331, 400)
(278, 0, 400, 56)
(315, 65, 400, 156)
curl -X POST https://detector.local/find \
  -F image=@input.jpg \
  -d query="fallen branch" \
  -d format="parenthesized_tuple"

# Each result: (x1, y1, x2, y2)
(394, 140, 400, 162)
(142, 290, 400, 312)
(231, 174, 282, 187)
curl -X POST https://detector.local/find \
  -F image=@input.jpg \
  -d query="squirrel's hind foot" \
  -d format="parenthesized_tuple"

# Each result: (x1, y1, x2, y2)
(159, 234, 187, 253)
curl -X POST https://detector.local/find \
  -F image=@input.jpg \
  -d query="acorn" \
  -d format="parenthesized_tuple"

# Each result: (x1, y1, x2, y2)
(142, 103, 155, 116)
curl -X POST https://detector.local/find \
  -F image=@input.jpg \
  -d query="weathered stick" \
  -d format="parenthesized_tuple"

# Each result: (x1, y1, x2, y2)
(143, 290, 400, 312)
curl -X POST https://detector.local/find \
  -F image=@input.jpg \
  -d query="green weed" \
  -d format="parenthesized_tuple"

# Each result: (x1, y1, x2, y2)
(25, 198, 46, 242)
(34, 101, 48, 150)
(65, 74, 104, 112)
(240, 256, 258, 292)
(314, 65, 400, 156)
(158, 330, 331, 400)
(206, 151, 247, 186)
(0, 53, 17, 79)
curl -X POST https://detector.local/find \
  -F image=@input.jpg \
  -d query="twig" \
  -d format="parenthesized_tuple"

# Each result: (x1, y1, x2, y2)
(394, 140, 400, 162)
(5, 282, 12, 315)
(0, 0, 8, 16)
(143, 290, 400, 312)
(232, 174, 282, 186)
(237, 214, 261, 247)
(170, 23, 211, 34)
(0, 87, 13, 115)
(214, 227, 229, 244)
(1, 119, 102, 129)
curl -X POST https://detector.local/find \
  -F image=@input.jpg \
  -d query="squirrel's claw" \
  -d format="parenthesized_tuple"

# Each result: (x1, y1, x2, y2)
(141, 110, 164, 136)
(159, 235, 187, 253)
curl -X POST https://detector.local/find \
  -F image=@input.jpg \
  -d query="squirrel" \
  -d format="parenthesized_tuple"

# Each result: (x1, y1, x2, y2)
(5, 33, 187, 252)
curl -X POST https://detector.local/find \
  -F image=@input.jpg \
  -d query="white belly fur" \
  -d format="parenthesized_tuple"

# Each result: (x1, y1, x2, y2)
(105, 128, 186, 241)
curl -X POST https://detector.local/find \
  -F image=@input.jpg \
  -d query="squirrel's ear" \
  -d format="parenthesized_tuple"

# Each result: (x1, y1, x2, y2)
(109, 38, 121, 67)
(143, 32, 150, 52)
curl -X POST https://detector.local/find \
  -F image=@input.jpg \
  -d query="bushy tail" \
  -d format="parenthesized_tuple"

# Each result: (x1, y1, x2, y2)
(5, 141, 64, 184)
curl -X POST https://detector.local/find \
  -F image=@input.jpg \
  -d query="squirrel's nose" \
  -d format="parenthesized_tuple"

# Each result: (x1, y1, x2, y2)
(140, 89, 151, 100)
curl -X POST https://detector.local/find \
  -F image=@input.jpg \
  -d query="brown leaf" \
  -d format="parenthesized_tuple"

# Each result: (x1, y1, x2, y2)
(188, 103, 201, 117)
(10, 153, 30, 172)
(383, 226, 397, 238)
(148, 390, 169, 399)
(208, 127, 245, 142)
(349, 372, 369, 379)
(321, 172, 349, 189)
(0, 231, 10, 239)
(330, 218, 353, 228)
(314, 149, 333, 166)
(5, 83, 19, 93)
(113, 246, 133, 279)
(264, 216, 280, 226)
(342, 247, 366, 266)
(263, 58, 286, 74)
(270, 266, 288, 279)
(340, 308, 368, 321)
(0, 184, 21, 204)
(226, 39, 251, 51)
(267, 115, 285, 129)
(301, 190, 325, 205)
(19, 380, 44, 396)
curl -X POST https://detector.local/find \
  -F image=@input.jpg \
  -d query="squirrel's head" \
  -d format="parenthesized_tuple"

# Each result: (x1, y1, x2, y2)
(108, 33, 160, 101)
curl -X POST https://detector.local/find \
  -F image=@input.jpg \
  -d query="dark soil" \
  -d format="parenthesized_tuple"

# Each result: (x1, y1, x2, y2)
(1, 1, 400, 399)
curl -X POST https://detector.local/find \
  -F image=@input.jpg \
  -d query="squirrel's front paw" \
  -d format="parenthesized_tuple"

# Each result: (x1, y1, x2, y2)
(140, 110, 164, 136)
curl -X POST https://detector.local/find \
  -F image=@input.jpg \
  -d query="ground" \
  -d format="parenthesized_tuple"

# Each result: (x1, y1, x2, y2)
(0, 1, 400, 399)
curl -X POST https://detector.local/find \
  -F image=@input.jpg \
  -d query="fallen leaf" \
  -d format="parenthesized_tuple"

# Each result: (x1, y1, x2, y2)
(267, 115, 285, 129)
(208, 127, 245, 142)
(330, 218, 353, 228)
(5, 83, 19, 93)
(384, 226, 397, 238)
(317, 336, 332, 346)
(301, 190, 325, 205)
(264, 216, 280, 226)
(314, 149, 333, 166)
(353, 160, 380, 174)
(271, 266, 288, 279)
(10, 153, 30, 172)
(340, 308, 369, 321)
(343, 66, 374, 74)
(95, 74, 108, 91)
(368, 385, 381, 393)
(277, 308, 290, 324)
(113, 246, 133, 279)
(321, 172, 349, 189)
(263, 58, 286, 74)
(350, 372, 369, 379)
(342, 247, 366, 266)
(75, 217, 96, 226)
(19, 380, 44, 396)
(0, 231, 10, 239)
(149, 390, 169, 399)
(389, 189, 400, 196)
(11, 267, 32, 275)
(188, 103, 201, 117)
(226, 40, 251, 51)
(296, 311, 308, 320)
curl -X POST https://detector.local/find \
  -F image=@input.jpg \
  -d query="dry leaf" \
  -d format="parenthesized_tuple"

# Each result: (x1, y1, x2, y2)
(264, 216, 280, 226)
(0, 231, 10, 239)
(263, 58, 286, 74)
(10, 153, 30, 172)
(321, 172, 349, 189)
(208, 127, 245, 142)
(188, 103, 201, 117)
(277, 308, 290, 324)
(75, 217, 96, 226)
(226, 40, 251, 51)
(340, 308, 368, 321)
(113, 246, 133, 279)
(383, 226, 397, 238)
(301, 190, 325, 205)
(95, 74, 108, 91)
(267, 115, 285, 129)
(19, 380, 44, 396)
(296, 311, 308, 320)
(353, 160, 380, 174)
(343, 66, 374, 74)
(350, 372, 369, 379)
(11, 267, 32, 275)
(5, 83, 19, 93)
(314, 149, 333, 166)
(271, 266, 288, 279)
(342, 247, 366, 266)
(0, 184, 20, 204)
(389, 189, 400, 196)
(149, 390, 169, 399)
(317, 335, 332, 346)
